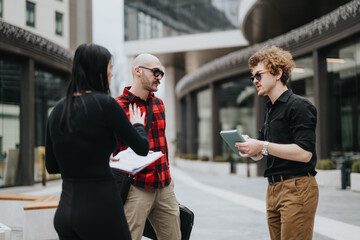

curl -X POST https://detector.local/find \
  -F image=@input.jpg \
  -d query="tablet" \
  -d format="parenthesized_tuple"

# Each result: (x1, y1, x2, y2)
(220, 129, 246, 157)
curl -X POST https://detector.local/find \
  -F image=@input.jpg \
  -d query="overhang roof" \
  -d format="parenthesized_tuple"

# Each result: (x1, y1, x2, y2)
(175, 0, 360, 99)
(240, 0, 352, 44)
(0, 20, 73, 72)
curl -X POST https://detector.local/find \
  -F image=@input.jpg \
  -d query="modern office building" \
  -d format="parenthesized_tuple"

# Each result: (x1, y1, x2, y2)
(178, 0, 360, 174)
(124, 0, 360, 175)
(124, 0, 249, 160)
(0, 0, 92, 187)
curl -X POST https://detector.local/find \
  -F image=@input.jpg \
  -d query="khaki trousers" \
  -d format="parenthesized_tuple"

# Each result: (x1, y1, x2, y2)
(266, 175, 319, 240)
(124, 180, 181, 240)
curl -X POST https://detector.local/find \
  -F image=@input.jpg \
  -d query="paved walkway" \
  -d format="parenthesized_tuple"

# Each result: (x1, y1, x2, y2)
(1, 165, 360, 240)
(171, 167, 360, 240)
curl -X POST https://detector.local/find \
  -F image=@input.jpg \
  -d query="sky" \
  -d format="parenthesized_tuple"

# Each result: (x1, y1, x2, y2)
(92, 0, 130, 97)
(92, 0, 166, 99)
(92, 0, 123, 52)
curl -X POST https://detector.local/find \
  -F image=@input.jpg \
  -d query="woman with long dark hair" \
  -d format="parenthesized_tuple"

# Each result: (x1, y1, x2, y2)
(45, 43, 149, 240)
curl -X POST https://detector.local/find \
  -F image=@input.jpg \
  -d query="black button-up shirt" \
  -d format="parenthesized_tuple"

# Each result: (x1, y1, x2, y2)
(259, 89, 317, 177)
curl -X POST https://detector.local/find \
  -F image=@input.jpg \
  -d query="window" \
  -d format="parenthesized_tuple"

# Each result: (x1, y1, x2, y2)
(218, 76, 255, 160)
(196, 88, 212, 159)
(327, 40, 360, 153)
(0, 0, 3, 18)
(0, 59, 22, 187)
(290, 56, 314, 103)
(34, 69, 66, 182)
(26, 1, 35, 27)
(125, 0, 239, 41)
(55, 12, 63, 36)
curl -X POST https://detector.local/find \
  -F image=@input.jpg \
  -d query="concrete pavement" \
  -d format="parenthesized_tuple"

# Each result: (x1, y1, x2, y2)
(1, 163, 360, 240)
(172, 167, 360, 240)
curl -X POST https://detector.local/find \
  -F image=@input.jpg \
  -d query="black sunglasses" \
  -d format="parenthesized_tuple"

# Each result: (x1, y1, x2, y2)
(138, 66, 164, 79)
(250, 71, 268, 83)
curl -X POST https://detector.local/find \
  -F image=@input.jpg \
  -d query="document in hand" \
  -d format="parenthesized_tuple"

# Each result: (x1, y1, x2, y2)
(109, 148, 163, 174)
(220, 129, 247, 157)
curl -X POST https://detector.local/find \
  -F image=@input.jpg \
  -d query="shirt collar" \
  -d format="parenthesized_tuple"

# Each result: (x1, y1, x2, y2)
(123, 86, 154, 102)
(277, 89, 293, 102)
(265, 89, 293, 107)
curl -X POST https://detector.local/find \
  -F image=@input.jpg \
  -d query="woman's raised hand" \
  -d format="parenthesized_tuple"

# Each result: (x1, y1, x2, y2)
(129, 103, 145, 126)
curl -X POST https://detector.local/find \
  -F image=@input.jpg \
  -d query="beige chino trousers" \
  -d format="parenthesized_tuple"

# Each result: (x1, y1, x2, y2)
(124, 180, 181, 240)
(266, 175, 319, 240)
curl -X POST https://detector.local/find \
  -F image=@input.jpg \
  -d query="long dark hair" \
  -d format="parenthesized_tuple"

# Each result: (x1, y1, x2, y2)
(61, 43, 112, 132)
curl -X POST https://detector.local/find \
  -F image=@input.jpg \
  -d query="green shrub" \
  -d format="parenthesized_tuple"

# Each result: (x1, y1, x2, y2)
(352, 161, 360, 173)
(177, 153, 198, 160)
(316, 159, 335, 170)
(214, 156, 227, 162)
(200, 155, 209, 161)
(187, 153, 198, 160)
(177, 153, 187, 159)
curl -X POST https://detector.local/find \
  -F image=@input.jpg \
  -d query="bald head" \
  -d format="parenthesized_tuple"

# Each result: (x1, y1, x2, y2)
(129, 53, 163, 97)
(132, 53, 161, 76)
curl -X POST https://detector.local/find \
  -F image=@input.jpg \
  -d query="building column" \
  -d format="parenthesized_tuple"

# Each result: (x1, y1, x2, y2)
(183, 52, 201, 156)
(162, 66, 181, 161)
(313, 50, 329, 159)
(211, 83, 220, 161)
(179, 97, 187, 155)
(184, 51, 216, 74)
(20, 58, 35, 185)
(185, 94, 192, 154)
(185, 93, 197, 155)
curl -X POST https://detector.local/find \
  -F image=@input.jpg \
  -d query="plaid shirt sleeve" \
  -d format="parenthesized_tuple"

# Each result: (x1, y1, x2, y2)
(115, 91, 171, 189)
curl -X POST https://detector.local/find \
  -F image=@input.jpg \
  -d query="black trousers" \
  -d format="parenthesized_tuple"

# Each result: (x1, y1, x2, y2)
(54, 178, 131, 240)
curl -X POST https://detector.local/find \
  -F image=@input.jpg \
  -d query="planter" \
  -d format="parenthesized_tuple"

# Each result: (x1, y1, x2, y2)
(315, 169, 341, 188)
(350, 172, 360, 192)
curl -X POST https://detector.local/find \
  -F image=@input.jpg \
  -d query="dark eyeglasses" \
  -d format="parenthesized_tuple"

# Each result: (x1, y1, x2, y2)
(138, 66, 164, 79)
(250, 71, 268, 83)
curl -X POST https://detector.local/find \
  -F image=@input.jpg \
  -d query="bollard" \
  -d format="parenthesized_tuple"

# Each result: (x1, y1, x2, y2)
(228, 155, 236, 174)
(246, 158, 250, 177)
(341, 159, 352, 189)
(230, 159, 236, 174)
(341, 162, 347, 189)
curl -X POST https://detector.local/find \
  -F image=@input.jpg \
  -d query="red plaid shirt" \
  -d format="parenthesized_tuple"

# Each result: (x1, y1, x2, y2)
(115, 87, 171, 189)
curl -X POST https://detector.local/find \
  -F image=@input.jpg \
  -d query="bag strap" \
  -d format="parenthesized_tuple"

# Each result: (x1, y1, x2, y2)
(264, 106, 271, 140)
(145, 98, 153, 133)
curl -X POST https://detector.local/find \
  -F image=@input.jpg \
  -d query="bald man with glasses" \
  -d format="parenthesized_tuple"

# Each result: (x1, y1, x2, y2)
(113, 53, 181, 240)
(235, 46, 319, 240)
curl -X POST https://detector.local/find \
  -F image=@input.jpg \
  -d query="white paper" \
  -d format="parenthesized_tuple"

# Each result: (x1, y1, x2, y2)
(109, 148, 163, 174)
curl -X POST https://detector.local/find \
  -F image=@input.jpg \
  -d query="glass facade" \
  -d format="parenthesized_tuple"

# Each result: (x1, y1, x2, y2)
(327, 40, 360, 154)
(179, 37, 360, 163)
(290, 56, 314, 103)
(218, 76, 255, 160)
(34, 69, 66, 182)
(124, 0, 239, 41)
(0, 59, 67, 187)
(0, 60, 22, 186)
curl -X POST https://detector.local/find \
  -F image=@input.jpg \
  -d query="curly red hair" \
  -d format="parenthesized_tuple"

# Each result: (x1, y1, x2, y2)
(248, 46, 295, 85)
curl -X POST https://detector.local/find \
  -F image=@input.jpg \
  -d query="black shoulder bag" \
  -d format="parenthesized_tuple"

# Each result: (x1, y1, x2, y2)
(112, 99, 153, 204)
